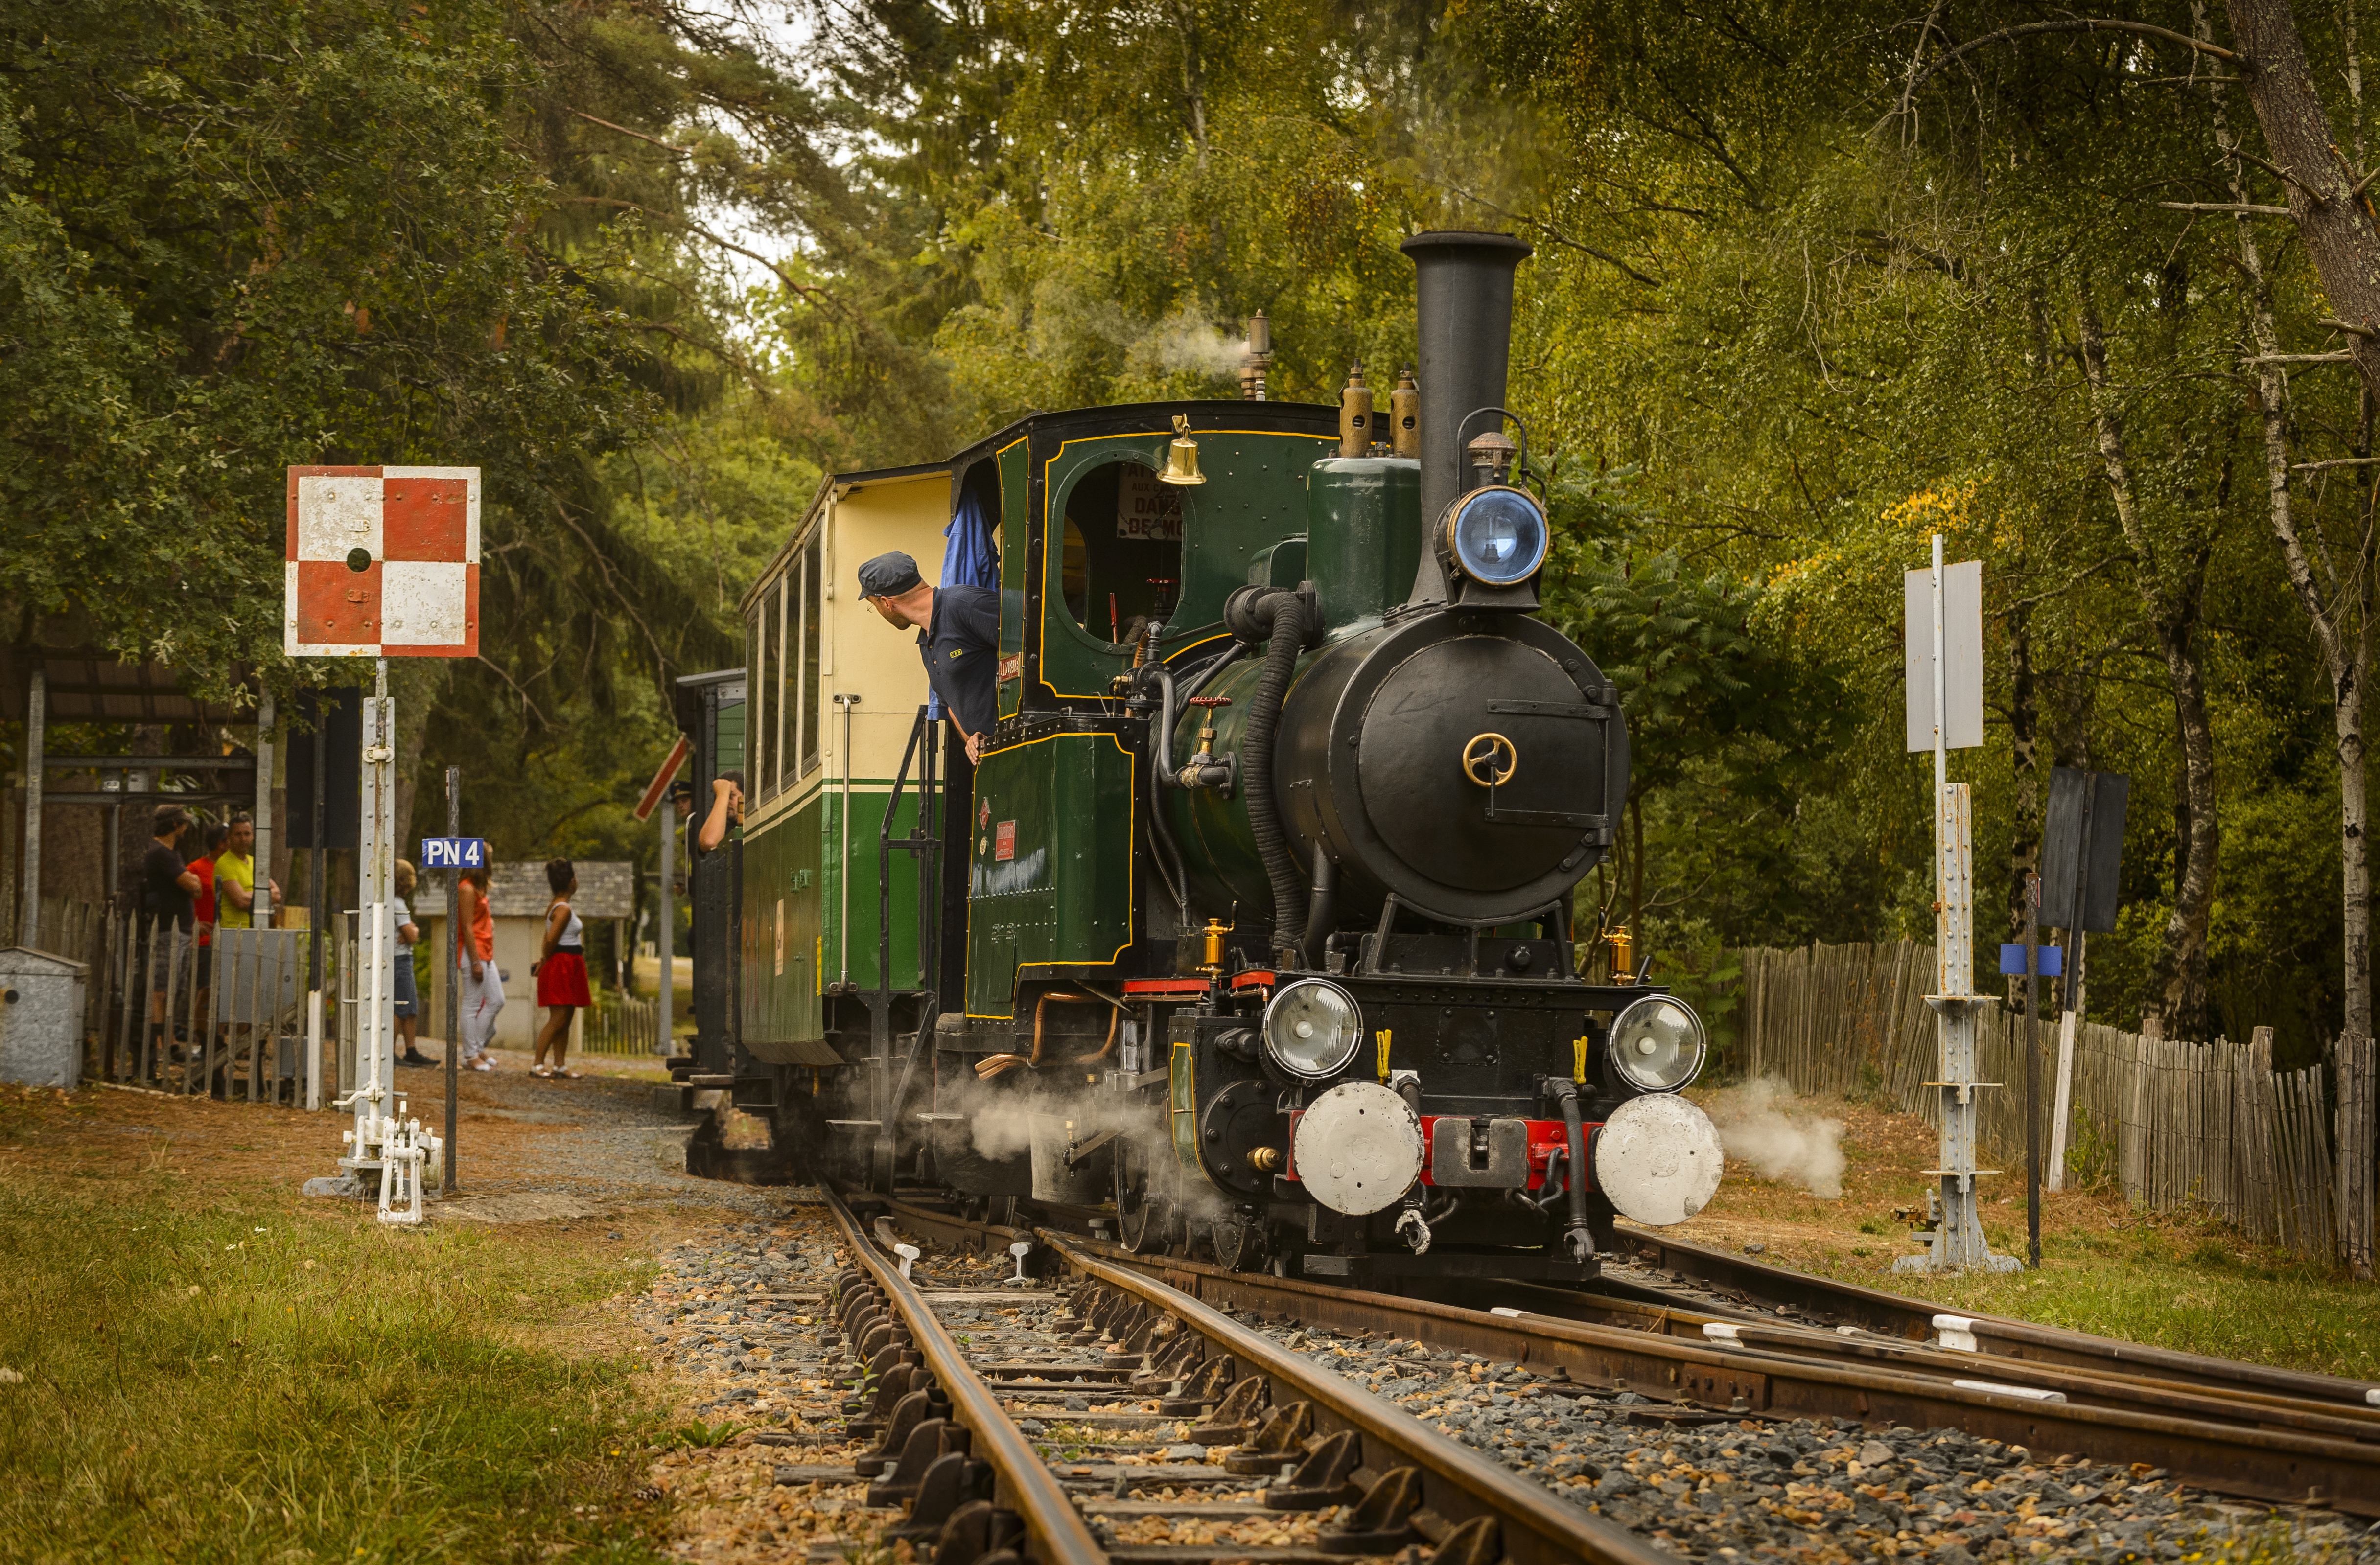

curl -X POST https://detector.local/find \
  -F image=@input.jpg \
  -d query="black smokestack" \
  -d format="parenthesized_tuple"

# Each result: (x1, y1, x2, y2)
(1398, 230, 1532, 607)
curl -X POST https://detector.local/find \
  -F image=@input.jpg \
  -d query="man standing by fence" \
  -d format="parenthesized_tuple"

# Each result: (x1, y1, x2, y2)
(213, 812, 278, 932)
(141, 806, 200, 1056)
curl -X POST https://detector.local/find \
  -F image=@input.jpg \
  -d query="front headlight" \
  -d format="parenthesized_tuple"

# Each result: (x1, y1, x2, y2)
(1607, 994, 1706, 1092)
(1441, 486, 1549, 586)
(1261, 978, 1363, 1081)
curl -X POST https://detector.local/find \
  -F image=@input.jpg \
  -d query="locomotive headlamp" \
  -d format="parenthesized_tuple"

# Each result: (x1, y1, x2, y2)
(1441, 486, 1549, 586)
(1261, 978, 1364, 1081)
(1607, 994, 1708, 1093)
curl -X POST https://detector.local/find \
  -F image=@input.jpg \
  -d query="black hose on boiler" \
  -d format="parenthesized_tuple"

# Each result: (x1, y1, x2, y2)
(1238, 589, 1310, 963)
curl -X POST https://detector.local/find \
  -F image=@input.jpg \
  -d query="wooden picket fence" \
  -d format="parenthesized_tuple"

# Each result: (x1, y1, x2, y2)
(1739, 941, 2352, 1263)
(583, 990, 659, 1055)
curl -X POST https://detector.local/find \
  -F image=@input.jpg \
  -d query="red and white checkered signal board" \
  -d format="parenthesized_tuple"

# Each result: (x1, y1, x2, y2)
(284, 466, 480, 658)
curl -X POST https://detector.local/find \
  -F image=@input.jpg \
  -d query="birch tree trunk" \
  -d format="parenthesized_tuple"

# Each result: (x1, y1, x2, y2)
(2076, 288, 2223, 1044)
(2221, 0, 2378, 1277)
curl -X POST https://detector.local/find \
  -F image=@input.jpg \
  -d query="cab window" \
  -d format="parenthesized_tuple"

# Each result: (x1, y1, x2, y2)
(1058, 460, 1182, 646)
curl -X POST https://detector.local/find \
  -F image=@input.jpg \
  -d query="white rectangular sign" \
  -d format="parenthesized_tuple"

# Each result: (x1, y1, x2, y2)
(1906, 559, 1983, 752)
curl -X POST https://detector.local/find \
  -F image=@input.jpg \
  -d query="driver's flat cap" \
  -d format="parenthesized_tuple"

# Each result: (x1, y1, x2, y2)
(857, 551, 924, 598)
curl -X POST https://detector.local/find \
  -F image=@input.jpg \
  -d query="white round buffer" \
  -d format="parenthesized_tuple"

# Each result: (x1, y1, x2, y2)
(1593, 1093, 1725, 1226)
(1292, 1081, 1424, 1215)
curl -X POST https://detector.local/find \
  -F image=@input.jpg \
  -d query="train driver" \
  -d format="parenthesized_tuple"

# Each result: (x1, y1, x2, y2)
(857, 551, 999, 762)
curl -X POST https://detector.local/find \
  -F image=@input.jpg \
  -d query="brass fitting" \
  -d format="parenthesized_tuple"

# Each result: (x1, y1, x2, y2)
(1391, 367, 1421, 459)
(1338, 362, 1373, 458)
(1199, 916, 1233, 974)
(1249, 1146, 1284, 1174)
(1603, 926, 1635, 985)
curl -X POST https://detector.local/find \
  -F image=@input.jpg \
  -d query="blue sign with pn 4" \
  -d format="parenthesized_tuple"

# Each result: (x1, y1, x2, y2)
(421, 837, 488, 869)
(1998, 944, 2063, 978)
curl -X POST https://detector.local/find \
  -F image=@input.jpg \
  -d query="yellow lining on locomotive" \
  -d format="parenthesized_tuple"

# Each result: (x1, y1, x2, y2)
(962, 726, 1138, 1019)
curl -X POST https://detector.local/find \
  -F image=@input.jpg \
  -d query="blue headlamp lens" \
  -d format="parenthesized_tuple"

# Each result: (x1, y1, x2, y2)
(1448, 488, 1549, 585)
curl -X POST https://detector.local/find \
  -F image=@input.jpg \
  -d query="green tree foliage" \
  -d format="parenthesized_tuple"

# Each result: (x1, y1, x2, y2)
(0, 0, 648, 700)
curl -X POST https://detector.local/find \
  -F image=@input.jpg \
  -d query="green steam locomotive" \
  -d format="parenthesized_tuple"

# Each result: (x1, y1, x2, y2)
(668, 231, 1724, 1282)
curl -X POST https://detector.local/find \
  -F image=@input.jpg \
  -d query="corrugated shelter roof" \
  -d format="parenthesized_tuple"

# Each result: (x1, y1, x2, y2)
(417, 861, 634, 919)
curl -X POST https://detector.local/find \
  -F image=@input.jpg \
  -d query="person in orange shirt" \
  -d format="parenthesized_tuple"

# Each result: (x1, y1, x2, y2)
(456, 865, 505, 1070)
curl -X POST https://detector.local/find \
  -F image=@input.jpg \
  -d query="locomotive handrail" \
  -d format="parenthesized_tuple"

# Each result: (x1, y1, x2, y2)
(875, 703, 944, 1183)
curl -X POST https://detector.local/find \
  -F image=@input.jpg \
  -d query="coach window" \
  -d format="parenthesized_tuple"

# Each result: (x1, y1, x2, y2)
(754, 575, 780, 799)
(798, 530, 823, 774)
(1057, 459, 1182, 647)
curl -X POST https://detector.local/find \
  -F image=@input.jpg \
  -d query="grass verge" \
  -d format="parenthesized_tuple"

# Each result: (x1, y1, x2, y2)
(1675, 1086, 2380, 1381)
(0, 1089, 673, 1563)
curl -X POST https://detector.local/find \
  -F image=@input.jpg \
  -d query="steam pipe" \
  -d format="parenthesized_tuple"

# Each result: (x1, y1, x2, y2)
(1300, 845, 1337, 970)
(1548, 1079, 1596, 1263)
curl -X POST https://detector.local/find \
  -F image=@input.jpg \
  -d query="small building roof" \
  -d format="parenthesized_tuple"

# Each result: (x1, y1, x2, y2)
(417, 860, 634, 919)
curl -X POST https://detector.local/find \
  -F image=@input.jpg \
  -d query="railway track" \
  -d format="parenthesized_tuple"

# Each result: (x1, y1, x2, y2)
(851, 1195, 2380, 1544)
(811, 1185, 1672, 1565)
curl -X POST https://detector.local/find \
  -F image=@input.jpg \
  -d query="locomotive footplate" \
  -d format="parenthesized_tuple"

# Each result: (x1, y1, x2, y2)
(1299, 1250, 1598, 1284)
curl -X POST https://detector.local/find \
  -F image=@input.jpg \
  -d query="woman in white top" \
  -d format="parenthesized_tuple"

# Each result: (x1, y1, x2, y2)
(533, 858, 590, 1079)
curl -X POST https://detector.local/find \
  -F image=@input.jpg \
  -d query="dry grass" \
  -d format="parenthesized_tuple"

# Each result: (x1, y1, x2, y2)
(0, 1080, 723, 1563)
(1666, 1085, 2380, 1382)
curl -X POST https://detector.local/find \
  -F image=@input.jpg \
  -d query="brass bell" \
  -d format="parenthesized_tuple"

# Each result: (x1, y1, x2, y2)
(1159, 413, 1206, 486)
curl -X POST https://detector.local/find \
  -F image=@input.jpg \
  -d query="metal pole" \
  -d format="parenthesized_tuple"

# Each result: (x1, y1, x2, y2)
(2047, 786, 2096, 1193)
(254, 694, 275, 927)
(658, 793, 674, 1056)
(353, 661, 393, 1179)
(837, 693, 859, 985)
(307, 706, 327, 1106)
(2026, 872, 2041, 1269)
(19, 666, 43, 948)
(443, 766, 459, 1192)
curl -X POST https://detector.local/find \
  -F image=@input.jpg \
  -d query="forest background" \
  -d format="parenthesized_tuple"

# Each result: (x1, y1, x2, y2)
(4, 0, 2378, 1077)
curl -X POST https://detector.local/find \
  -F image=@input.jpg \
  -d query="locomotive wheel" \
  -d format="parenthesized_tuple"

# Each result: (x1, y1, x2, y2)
(1210, 1212, 1268, 1273)
(1115, 1142, 1173, 1256)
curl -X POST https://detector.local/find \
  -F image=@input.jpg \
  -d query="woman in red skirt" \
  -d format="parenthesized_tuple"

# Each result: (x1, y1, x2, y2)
(533, 858, 591, 1079)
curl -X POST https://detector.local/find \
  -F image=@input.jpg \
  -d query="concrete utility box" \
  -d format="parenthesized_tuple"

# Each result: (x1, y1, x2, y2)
(0, 947, 89, 1088)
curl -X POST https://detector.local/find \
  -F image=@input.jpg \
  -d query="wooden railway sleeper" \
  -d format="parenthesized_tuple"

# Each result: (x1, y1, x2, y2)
(1223, 1400, 1314, 1474)
(1318, 1465, 1423, 1553)
(1161, 1353, 1236, 1415)
(1261, 1427, 1364, 1510)
(1190, 1375, 1266, 1443)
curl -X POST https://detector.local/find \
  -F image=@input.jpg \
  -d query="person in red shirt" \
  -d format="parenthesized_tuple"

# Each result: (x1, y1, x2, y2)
(187, 821, 227, 1052)
(456, 865, 505, 1070)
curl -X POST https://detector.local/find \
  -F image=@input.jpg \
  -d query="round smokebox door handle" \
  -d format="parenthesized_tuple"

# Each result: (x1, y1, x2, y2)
(1461, 732, 1518, 788)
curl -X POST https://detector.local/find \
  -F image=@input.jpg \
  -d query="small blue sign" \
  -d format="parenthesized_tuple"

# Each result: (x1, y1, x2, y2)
(421, 837, 488, 869)
(1998, 944, 2063, 978)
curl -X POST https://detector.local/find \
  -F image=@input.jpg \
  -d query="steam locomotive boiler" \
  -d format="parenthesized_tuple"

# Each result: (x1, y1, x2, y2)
(672, 230, 1727, 1282)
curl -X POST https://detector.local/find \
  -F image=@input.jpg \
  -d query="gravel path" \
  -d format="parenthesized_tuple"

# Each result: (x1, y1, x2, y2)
(1209, 1308, 2380, 1564)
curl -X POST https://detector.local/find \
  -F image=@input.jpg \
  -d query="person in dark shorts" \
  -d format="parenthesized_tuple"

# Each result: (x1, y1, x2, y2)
(392, 858, 431, 1067)
(533, 859, 590, 1078)
(141, 806, 201, 1052)
(856, 550, 999, 761)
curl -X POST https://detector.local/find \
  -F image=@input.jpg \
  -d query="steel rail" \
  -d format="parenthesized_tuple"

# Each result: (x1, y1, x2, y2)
(1055, 1238, 2380, 1516)
(1609, 1230, 2380, 1409)
(1042, 1231, 1677, 1565)
(820, 1188, 1106, 1565)
(1489, 1282, 2380, 1443)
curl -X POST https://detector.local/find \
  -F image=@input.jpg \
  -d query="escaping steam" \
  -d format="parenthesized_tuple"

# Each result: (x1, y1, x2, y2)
(1134, 311, 1245, 378)
(1706, 1077, 1847, 1199)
